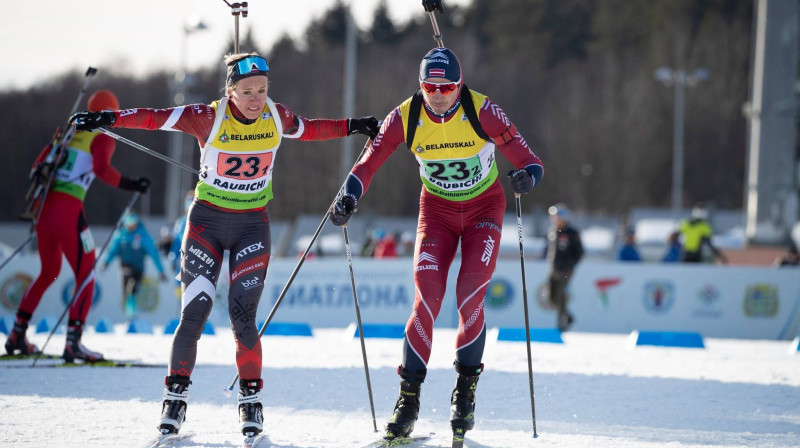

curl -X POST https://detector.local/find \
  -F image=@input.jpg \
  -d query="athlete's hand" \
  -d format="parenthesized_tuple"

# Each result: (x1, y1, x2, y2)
(119, 176, 151, 194)
(508, 169, 534, 194)
(70, 111, 116, 131)
(347, 116, 379, 139)
(330, 194, 358, 227)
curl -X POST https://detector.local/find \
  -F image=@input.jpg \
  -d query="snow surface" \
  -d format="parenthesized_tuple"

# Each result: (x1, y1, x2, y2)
(1, 326, 799, 448)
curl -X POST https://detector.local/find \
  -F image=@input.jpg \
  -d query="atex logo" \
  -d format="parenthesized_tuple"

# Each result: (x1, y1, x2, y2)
(743, 284, 779, 317)
(642, 280, 675, 314)
(236, 242, 264, 261)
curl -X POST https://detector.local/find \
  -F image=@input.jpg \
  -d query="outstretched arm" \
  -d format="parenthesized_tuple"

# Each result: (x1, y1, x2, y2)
(478, 98, 544, 192)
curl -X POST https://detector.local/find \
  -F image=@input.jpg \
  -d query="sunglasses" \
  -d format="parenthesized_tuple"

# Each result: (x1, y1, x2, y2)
(420, 81, 459, 95)
(233, 56, 269, 76)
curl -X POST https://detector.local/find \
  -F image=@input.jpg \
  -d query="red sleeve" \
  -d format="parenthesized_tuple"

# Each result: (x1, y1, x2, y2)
(478, 98, 543, 171)
(113, 104, 216, 146)
(349, 107, 405, 196)
(90, 132, 123, 187)
(274, 103, 350, 141)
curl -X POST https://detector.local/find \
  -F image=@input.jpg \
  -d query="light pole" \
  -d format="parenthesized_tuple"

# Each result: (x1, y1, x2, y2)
(654, 67, 710, 216)
(165, 17, 208, 224)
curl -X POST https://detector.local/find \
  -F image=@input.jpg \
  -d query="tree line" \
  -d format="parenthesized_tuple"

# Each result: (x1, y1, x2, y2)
(0, 0, 754, 225)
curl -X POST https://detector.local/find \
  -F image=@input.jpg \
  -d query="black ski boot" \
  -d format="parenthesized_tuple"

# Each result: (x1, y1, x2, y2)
(62, 320, 104, 363)
(385, 367, 426, 439)
(238, 378, 264, 437)
(450, 361, 483, 436)
(4, 314, 39, 355)
(159, 376, 191, 435)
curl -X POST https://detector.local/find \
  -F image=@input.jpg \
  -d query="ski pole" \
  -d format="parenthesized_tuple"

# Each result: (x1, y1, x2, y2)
(223, 134, 377, 395)
(69, 67, 99, 117)
(221, 1, 248, 53)
(514, 193, 538, 438)
(342, 223, 378, 431)
(0, 234, 35, 274)
(32, 192, 141, 366)
(97, 128, 200, 175)
(422, 0, 446, 47)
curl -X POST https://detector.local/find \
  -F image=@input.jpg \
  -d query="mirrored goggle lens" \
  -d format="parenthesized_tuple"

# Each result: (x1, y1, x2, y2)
(234, 56, 269, 75)
(420, 81, 458, 94)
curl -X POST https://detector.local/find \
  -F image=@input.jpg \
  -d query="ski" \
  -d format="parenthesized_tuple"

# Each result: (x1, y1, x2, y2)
(0, 354, 164, 369)
(0, 353, 62, 361)
(241, 433, 268, 448)
(138, 431, 194, 448)
(361, 434, 432, 448)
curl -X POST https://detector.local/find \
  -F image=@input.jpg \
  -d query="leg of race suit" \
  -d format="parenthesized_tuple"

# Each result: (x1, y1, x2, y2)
(452, 189, 504, 366)
(65, 208, 97, 324)
(16, 194, 74, 319)
(402, 192, 460, 373)
(227, 207, 270, 381)
(169, 202, 224, 377)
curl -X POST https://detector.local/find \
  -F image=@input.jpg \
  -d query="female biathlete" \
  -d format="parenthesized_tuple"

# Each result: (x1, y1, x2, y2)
(72, 52, 378, 440)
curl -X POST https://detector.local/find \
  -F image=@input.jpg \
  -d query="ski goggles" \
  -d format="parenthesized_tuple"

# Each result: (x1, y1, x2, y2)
(228, 56, 270, 84)
(420, 80, 460, 95)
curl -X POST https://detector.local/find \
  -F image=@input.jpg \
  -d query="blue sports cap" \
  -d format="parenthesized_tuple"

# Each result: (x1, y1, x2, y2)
(419, 47, 461, 83)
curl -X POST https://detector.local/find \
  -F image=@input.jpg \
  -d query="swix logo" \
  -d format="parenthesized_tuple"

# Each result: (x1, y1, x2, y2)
(236, 242, 264, 261)
(241, 276, 261, 290)
(416, 251, 439, 272)
(481, 235, 496, 266)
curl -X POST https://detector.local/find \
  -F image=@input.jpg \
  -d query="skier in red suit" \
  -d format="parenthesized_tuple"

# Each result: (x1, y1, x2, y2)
(71, 52, 378, 440)
(330, 47, 544, 441)
(4, 90, 151, 362)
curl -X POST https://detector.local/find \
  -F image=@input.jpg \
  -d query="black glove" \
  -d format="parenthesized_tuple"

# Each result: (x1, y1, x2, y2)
(70, 111, 116, 131)
(119, 176, 151, 193)
(330, 194, 358, 227)
(422, 0, 444, 13)
(347, 116, 379, 139)
(508, 169, 534, 194)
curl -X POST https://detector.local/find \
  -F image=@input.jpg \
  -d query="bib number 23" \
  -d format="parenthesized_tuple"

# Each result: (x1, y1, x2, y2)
(218, 153, 273, 179)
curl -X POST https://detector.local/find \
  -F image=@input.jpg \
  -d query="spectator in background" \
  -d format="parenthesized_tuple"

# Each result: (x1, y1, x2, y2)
(545, 203, 583, 331)
(398, 231, 415, 257)
(616, 226, 641, 262)
(102, 212, 167, 320)
(774, 243, 799, 267)
(374, 231, 398, 258)
(679, 202, 728, 264)
(662, 231, 682, 263)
